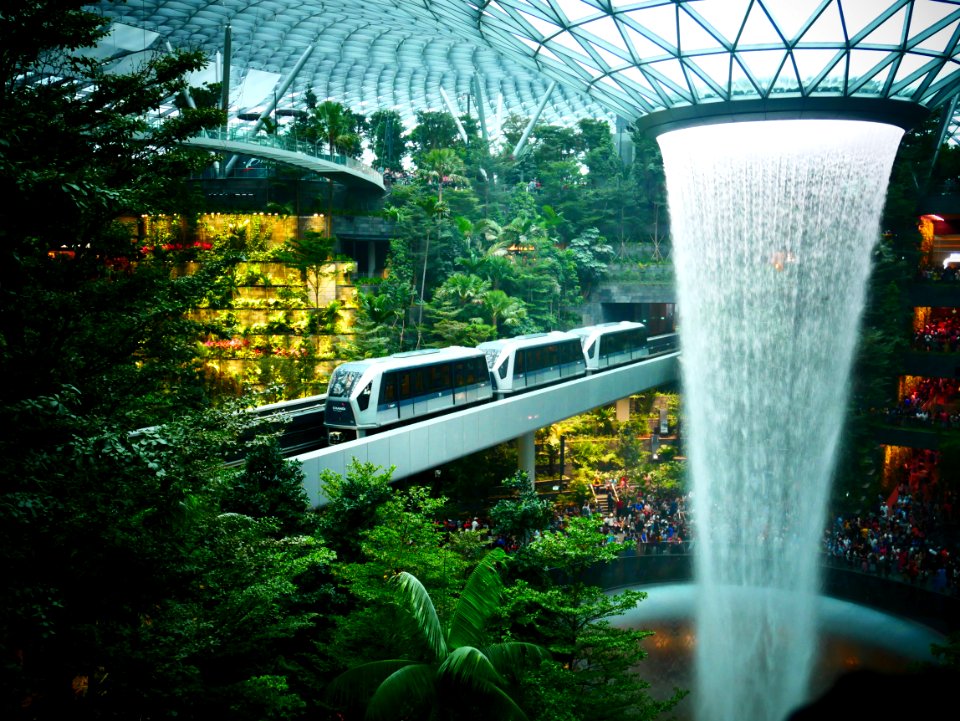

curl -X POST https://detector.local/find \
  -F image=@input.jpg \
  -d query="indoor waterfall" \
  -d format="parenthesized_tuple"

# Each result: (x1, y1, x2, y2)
(657, 119, 904, 721)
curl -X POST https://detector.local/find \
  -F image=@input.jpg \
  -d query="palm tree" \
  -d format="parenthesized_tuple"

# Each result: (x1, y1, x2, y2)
(312, 100, 359, 222)
(312, 100, 358, 156)
(484, 290, 527, 335)
(418, 148, 467, 203)
(328, 549, 546, 720)
(434, 273, 490, 313)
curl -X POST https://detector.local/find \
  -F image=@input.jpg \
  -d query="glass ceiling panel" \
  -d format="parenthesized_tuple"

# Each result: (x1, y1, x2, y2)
(730, 55, 761, 95)
(860, 7, 908, 46)
(841, 0, 896, 41)
(616, 65, 659, 93)
(555, 0, 602, 23)
(580, 16, 630, 53)
(739, 4, 786, 47)
(801, 3, 846, 44)
(908, 0, 960, 41)
(738, 49, 788, 88)
(893, 52, 937, 85)
(518, 10, 560, 39)
(692, 0, 752, 46)
(648, 58, 690, 90)
(848, 49, 895, 80)
(678, 11, 726, 53)
(688, 53, 732, 91)
(592, 44, 630, 68)
(552, 29, 588, 54)
(763, 0, 828, 43)
(623, 5, 679, 50)
(770, 62, 802, 94)
(619, 23, 673, 59)
(915, 20, 960, 52)
(792, 48, 844, 86)
(926, 59, 960, 91)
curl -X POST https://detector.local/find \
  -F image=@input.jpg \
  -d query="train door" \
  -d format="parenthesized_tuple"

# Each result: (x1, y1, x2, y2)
(377, 372, 400, 426)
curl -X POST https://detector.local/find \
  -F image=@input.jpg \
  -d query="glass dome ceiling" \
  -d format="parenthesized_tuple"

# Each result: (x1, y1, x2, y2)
(87, 1, 960, 132)
(476, 1, 960, 115)
(86, 0, 612, 129)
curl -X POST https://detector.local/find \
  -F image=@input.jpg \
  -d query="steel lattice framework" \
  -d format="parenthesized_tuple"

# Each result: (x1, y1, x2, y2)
(87, 1, 960, 133)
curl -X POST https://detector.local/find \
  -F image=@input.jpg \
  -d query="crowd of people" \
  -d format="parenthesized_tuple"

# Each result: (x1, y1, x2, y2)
(912, 312, 960, 352)
(823, 488, 958, 596)
(582, 480, 692, 552)
(380, 167, 413, 185)
(916, 263, 959, 282)
(442, 457, 958, 598)
(883, 376, 960, 427)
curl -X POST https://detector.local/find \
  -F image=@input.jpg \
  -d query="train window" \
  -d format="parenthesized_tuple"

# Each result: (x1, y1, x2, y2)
(516, 350, 525, 374)
(427, 363, 452, 392)
(585, 340, 597, 358)
(498, 360, 508, 379)
(398, 371, 412, 400)
(600, 329, 646, 357)
(473, 357, 487, 384)
(454, 359, 482, 387)
(357, 382, 372, 411)
(380, 374, 397, 404)
(412, 368, 426, 396)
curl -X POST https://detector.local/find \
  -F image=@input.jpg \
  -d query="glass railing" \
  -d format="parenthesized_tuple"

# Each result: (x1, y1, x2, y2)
(198, 127, 383, 181)
(144, 117, 382, 182)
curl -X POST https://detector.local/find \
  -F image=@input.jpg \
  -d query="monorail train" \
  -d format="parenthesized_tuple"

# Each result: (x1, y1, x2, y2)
(569, 321, 650, 371)
(324, 321, 667, 443)
(478, 331, 586, 395)
(324, 347, 492, 442)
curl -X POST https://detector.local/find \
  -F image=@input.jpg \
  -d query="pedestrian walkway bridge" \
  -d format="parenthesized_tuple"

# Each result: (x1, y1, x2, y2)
(182, 128, 385, 192)
(296, 351, 680, 506)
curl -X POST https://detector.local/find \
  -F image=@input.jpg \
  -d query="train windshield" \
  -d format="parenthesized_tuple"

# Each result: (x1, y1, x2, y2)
(328, 366, 364, 398)
(482, 348, 501, 370)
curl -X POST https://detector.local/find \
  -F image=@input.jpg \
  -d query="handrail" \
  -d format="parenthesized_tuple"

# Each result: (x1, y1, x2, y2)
(193, 126, 383, 180)
(142, 117, 383, 182)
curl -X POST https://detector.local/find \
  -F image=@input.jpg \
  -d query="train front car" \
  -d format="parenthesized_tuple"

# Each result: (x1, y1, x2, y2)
(478, 331, 586, 396)
(324, 347, 492, 443)
(568, 321, 649, 373)
(324, 360, 374, 443)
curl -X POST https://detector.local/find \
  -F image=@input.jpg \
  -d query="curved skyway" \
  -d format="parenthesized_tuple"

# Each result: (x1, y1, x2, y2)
(184, 128, 385, 192)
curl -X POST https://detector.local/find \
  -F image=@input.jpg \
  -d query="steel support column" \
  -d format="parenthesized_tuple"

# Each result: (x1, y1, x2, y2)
(512, 81, 556, 158)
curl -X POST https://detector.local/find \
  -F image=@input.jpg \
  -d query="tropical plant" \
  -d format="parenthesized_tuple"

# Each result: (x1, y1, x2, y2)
(311, 100, 361, 156)
(276, 230, 335, 308)
(419, 148, 468, 203)
(328, 549, 548, 721)
(369, 109, 406, 169)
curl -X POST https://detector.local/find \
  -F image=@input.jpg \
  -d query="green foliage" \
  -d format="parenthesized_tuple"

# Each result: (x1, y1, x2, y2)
(221, 435, 314, 535)
(317, 459, 395, 562)
(0, 2, 226, 425)
(276, 230, 335, 308)
(567, 227, 614, 292)
(0, 393, 332, 721)
(408, 110, 465, 161)
(496, 516, 684, 721)
(489, 471, 555, 544)
(369, 109, 406, 169)
(328, 550, 547, 721)
(524, 516, 629, 577)
(931, 632, 960, 671)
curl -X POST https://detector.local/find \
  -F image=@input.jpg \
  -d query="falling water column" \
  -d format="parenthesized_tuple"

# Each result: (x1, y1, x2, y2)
(657, 119, 903, 721)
